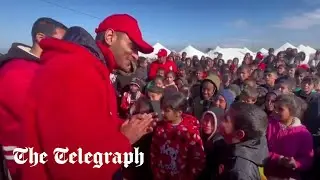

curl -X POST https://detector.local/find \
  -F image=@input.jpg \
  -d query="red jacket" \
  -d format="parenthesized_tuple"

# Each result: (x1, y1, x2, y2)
(0, 43, 40, 180)
(151, 114, 205, 180)
(148, 60, 177, 80)
(21, 38, 131, 180)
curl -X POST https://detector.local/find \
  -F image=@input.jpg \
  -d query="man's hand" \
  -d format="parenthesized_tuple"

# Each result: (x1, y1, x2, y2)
(120, 113, 157, 144)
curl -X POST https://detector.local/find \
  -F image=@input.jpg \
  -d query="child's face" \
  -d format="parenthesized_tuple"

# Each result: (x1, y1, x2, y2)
(178, 69, 186, 77)
(264, 72, 277, 85)
(250, 66, 257, 73)
(219, 110, 240, 144)
(148, 91, 162, 101)
(265, 93, 277, 112)
(166, 73, 175, 84)
(296, 73, 306, 85)
(274, 103, 291, 122)
(288, 68, 295, 78)
(155, 79, 164, 88)
(163, 107, 179, 122)
(301, 81, 314, 94)
(202, 82, 216, 100)
(277, 66, 285, 74)
(202, 114, 215, 135)
(140, 61, 148, 68)
(277, 83, 290, 94)
(196, 71, 203, 80)
(238, 68, 250, 81)
(130, 84, 139, 93)
(243, 80, 256, 88)
(240, 96, 256, 104)
(227, 60, 232, 66)
(157, 70, 165, 77)
(213, 95, 227, 110)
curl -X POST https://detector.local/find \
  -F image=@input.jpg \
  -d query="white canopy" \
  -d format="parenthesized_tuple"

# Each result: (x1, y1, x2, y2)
(207, 47, 247, 63)
(179, 45, 206, 58)
(275, 42, 296, 54)
(259, 48, 269, 55)
(139, 43, 171, 59)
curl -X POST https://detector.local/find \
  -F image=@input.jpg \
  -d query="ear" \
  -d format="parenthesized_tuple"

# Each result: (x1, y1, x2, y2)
(235, 130, 245, 140)
(35, 33, 45, 43)
(104, 29, 117, 46)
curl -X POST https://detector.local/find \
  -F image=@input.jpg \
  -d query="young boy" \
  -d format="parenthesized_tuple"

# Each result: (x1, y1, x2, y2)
(232, 65, 251, 91)
(294, 75, 318, 102)
(190, 66, 205, 99)
(218, 102, 268, 180)
(192, 74, 221, 120)
(275, 76, 296, 94)
(239, 86, 259, 104)
(262, 68, 278, 92)
(146, 81, 164, 120)
(135, 57, 148, 81)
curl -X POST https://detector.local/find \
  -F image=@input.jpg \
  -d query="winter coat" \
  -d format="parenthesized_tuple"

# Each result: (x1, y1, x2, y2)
(217, 137, 269, 180)
(0, 42, 40, 180)
(265, 118, 314, 179)
(151, 114, 205, 180)
(20, 28, 131, 180)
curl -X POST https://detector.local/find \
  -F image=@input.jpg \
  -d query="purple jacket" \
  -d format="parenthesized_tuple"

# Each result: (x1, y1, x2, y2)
(265, 117, 314, 179)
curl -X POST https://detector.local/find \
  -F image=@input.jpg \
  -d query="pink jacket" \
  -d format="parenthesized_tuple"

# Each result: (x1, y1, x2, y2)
(265, 118, 314, 179)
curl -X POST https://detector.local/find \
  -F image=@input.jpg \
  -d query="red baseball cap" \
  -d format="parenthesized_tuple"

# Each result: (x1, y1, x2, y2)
(95, 14, 153, 54)
(157, 49, 167, 58)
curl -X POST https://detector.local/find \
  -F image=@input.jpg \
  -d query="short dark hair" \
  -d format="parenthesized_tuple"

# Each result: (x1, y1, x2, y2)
(240, 86, 259, 99)
(161, 92, 187, 112)
(238, 65, 250, 72)
(302, 75, 316, 85)
(230, 102, 268, 140)
(31, 17, 67, 42)
(276, 76, 296, 91)
(130, 96, 153, 116)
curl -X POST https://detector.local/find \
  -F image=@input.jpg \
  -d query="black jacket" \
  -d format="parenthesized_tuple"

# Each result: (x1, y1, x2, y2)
(217, 137, 268, 180)
(0, 43, 39, 67)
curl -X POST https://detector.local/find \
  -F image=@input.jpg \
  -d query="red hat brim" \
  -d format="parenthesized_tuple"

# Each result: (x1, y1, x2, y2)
(129, 34, 153, 54)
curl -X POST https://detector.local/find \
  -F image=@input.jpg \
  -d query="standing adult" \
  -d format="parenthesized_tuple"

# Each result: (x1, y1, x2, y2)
(0, 17, 67, 180)
(21, 14, 155, 180)
(148, 49, 177, 80)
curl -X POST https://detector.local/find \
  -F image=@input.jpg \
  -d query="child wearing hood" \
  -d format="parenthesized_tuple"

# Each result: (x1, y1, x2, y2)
(192, 74, 221, 120)
(265, 94, 314, 180)
(212, 89, 235, 111)
(198, 107, 227, 180)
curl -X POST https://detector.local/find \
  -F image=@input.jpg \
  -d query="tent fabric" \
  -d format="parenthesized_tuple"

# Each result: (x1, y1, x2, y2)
(275, 42, 296, 54)
(179, 45, 206, 58)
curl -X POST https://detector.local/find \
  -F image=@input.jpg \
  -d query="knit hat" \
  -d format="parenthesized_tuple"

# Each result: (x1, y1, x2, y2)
(130, 78, 145, 90)
(201, 107, 225, 138)
(217, 89, 235, 110)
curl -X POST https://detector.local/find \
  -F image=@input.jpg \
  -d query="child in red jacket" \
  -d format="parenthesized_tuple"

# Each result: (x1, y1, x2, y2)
(151, 92, 205, 180)
(120, 78, 145, 113)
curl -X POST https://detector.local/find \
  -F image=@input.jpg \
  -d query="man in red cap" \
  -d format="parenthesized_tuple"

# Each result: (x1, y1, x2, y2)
(22, 14, 156, 180)
(148, 48, 177, 80)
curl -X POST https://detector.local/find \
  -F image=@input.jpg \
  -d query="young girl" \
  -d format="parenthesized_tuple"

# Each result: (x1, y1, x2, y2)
(265, 94, 314, 180)
(198, 107, 227, 180)
(264, 90, 282, 117)
(151, 92, 205, 180)
(164, 71, 178, 93)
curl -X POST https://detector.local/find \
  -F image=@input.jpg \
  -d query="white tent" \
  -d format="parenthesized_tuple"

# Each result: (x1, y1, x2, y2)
(179, 45, 206, 58)
(259, 48, 269, 55)
(242, 47, 254, 55)
(207, 47, 246, 63)
(275, 42, 296, 54)
(139, 43, 171, 59)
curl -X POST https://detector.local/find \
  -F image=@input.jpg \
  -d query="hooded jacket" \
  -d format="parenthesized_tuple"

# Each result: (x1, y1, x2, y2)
(217, 137, 269, 180)
(0, 43, 40, 180)
(265, 117, 314, 179)
(198, 108, 227, 180)
(20, 28, 131, 180)
(192, 74, 221, 120)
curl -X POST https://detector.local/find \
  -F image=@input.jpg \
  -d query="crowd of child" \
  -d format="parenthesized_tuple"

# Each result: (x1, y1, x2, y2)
(115, 47, 320, 180)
